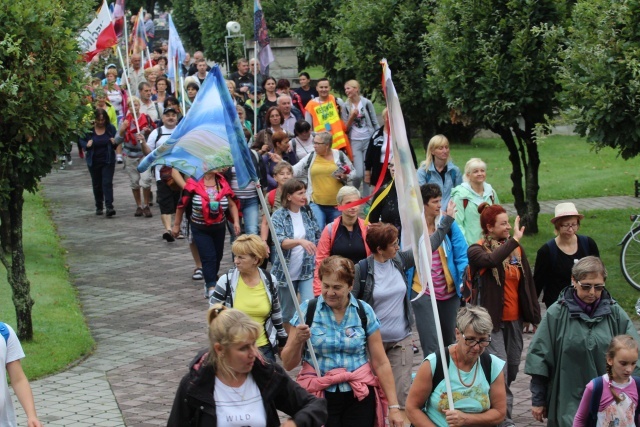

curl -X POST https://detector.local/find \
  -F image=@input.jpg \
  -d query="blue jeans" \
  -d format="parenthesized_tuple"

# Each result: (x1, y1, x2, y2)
(228, 196, 260, 248)
(278, 277, 314, 323)
(309, 202, 340, 230)
(88, 162, 116, 209)
(190, 223, 226, 290)
(258, 344, 276, 363)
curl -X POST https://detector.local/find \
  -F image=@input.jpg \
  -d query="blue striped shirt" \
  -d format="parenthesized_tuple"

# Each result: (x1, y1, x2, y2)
(291, 294, 380, 392)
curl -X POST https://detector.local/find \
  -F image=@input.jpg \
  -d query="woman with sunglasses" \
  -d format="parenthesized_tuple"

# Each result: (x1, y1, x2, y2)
(466, 203, 540, 427)
(525, 256, 640, 427)
(406, 306, 507, 427)
(533, 203, 599, 309)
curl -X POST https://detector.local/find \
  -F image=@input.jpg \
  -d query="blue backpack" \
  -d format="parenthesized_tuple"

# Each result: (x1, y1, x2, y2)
(588, 375, 640, 427)
(0, 322, 9, 344)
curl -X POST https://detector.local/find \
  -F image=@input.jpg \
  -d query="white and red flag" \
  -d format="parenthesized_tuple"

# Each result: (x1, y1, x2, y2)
(78, 0, 118, 62)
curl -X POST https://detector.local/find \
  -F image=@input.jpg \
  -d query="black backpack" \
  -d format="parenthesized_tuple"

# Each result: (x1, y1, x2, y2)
(431, 346, 493, 391)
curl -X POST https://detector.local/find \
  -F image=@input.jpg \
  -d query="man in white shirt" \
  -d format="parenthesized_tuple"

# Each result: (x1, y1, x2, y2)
(125, 54, 146, 97)
(141, 108, 179, 241)
(138, 82, 161, 123)
(1, 322, 42, 427)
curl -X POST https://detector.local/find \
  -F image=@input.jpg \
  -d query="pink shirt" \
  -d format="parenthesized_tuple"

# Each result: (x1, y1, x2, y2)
(574, 374, 639, 426)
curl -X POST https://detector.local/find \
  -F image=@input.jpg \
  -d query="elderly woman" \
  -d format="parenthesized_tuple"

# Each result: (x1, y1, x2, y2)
(209, 234, 287, 363)
(168, 305, 326, 427)
(467, 203, 540, 427)
(534, 203, 600, 309)
(293, 131, 356, 230)
(451, 158, 501, 245)
(406, 306, 507, 427)
(271, 179, 321, 330)
(171, 170, 241, 298)
(417, 134, 462, 207)
(342, 79, 380, 195)
(348, 223, 416, 419)
(525, 257, 640, 427)
(313, 186, 370, 296)
(411, 184, 468, 358)
(281, 256, 405, 427)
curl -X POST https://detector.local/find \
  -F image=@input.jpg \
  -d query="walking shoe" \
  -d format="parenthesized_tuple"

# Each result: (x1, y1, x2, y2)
(106, 208, 116, 217)
(162, 231, 175, 242)
(143, 206, 153, 218)
(116, 155, 124, 164)
(134, 206, 143, 217)
(192, 268, 203, 280)
(96, 208, 104, 215)
(204, 284, 212, 299)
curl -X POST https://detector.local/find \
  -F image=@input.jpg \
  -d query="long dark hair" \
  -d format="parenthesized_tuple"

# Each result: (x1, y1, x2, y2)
(94, 108, 109, 126)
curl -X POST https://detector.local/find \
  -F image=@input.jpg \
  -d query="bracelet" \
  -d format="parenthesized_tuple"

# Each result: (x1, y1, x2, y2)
(388, 405, 400, 410)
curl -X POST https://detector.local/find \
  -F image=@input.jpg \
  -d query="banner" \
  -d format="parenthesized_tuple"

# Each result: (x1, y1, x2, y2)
(78, 0, 118, 62)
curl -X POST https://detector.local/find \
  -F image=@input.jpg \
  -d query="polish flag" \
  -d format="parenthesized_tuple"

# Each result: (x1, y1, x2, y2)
(78, 0, 118, 62)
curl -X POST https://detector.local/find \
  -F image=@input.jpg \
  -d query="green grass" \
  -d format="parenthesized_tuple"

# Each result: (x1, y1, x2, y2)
(300, 66, 325, 80)
(518, 207, 639, 317)
(0, 190, 94, 380)
(411, 135, 640, 203)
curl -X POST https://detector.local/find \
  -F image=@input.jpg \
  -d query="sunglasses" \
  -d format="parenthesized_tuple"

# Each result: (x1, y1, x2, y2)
(576, 280, 605, 291)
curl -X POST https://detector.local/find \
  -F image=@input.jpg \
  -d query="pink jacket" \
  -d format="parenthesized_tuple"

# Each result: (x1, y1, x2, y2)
(297, 361, 387, 427)
(313, 216, 371, 296)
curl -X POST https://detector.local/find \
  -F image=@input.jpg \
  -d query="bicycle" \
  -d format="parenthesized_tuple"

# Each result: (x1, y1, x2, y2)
(620, 213, 640, 291)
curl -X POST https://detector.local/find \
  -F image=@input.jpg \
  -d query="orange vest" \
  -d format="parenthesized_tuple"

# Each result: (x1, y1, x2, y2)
(307, 95, 353, 159)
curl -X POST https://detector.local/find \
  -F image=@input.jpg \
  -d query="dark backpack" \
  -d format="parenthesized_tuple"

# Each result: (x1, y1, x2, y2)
(587, 375, 640, 427)
(0, 322, 9, 344)
(461, 265, 486, 305)
(356, 258, 369, 300)
(461, 193, 495, 210)
(546, 234, 590, 269)
(431, 346, 492, 391)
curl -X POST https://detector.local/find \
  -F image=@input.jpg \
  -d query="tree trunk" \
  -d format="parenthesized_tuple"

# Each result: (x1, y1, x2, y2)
(0, 209, 10, 253)
(7, 169, 34, 340)
(495, 126, 526, 212)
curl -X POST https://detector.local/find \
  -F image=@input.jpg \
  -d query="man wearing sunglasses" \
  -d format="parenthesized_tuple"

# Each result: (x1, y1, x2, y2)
(525, 256, 640, 427)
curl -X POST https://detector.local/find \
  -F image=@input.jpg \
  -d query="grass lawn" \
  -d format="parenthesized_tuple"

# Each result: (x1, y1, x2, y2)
(519, 207, 639, 317)
(0, 190, 94, 380)
(411, 135, 640, 203)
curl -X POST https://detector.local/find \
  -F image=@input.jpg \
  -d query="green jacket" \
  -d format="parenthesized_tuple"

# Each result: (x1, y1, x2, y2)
(524, 287, 640, 427)
(451, 182, 499, 246)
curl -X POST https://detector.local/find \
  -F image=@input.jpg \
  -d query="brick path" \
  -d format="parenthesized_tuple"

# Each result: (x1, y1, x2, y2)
(11, 151, 639, 426)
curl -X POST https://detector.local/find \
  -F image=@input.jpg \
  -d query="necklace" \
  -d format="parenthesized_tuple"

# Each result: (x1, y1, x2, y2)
(230, 380, 248, 401)
(451, 344, 479, 388)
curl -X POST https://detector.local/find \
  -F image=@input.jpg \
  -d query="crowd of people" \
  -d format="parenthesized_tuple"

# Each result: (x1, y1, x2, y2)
(24, 43, 637, 427)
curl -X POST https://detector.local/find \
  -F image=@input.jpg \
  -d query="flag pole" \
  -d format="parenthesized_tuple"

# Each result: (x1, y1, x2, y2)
(123, 10, 130, 69)
(253, 41, 258, 133)
(255, 183, 321, 377)
(180, 75, 186, 114)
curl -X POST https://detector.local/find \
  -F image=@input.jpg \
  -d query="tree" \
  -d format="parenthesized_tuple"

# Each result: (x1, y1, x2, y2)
(560, 0, 640, 159)
(291, 0, 478, 142)
(427, 0, 566, 233)
(171, 0, 203, 53)
(0, 0, 92, 339)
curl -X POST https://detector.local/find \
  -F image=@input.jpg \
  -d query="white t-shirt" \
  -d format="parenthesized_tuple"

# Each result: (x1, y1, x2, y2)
(214, 373, 266, 427)
(349, 101, 370, 140)
(1, 323, 25, 427)
(146, 126, 175, 181)
(288, 210, 306, 280)
(371, 259, 411, 342)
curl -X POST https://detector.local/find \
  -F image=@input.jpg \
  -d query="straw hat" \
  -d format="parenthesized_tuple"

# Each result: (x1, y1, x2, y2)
(550, 202, 584, 224)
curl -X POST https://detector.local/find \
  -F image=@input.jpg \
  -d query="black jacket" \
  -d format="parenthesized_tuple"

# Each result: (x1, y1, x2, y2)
(167, 351, 327, 427)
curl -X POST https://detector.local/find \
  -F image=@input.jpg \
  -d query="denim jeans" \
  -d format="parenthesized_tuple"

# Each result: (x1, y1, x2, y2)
(278, 277, 314, 323)
(229, 196, 260, 248)
(88, 162, 116, 209)
(309, 202, 340, 231)
(258, 344, 276, 363)
(350, 138, 370, 196)
(190, 222, 226, 290)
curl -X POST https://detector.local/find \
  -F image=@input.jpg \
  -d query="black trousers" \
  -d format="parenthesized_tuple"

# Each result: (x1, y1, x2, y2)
(324, 385, 376, 427)
(89, 162, 116, 209)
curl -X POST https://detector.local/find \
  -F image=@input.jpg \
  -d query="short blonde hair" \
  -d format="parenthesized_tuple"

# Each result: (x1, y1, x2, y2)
(456, 305, 493, 335)
(106, 68, 118, 77)
(128, 95, 141, 107)
(144, 66, 159, 78)
(463, 158, 487, 183)
(231, 234, 268, 264)
(424, 134, 450, 170)
(336, 186, 360, 205)
(207, 305, 261, 379)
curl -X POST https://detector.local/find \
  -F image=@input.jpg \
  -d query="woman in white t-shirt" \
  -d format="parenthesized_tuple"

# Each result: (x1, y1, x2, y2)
(270, 179, 321, 331)
(342, 80, 379, 196)
(167, 306, 326, 427)
(406, 306, 507, 427)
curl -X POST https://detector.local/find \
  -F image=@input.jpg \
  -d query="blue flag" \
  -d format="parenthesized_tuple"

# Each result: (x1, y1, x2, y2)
(167, 14, 186, 80)
(137, 65, 258, 187)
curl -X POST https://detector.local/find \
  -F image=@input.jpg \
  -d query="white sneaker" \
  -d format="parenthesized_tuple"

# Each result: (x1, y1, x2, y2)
(116, 155, 124, 164)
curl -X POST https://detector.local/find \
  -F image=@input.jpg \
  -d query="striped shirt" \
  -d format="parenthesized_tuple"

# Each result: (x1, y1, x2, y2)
(290, 294, 380, 392)
(229, 167, 257, 199)
(191, 192, 229, 226)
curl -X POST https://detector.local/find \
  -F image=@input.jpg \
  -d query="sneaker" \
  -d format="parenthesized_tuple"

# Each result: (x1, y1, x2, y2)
(143, 206, 153, 218)
(134, 206, 143, 217)
(106, 208, 116, 217)
(204, 284, 212, 299)
(96, 208, 104, 216)
(116, 155, 124, 164)
(192, 268, 203, 280)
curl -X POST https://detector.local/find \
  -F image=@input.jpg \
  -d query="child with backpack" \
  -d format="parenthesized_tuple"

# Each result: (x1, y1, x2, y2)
(573, 335, 640, 427)
(1, 322, 42, 427)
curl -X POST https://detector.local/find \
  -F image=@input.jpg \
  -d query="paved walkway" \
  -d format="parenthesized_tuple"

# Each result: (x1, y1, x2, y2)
(11, 152, 640, 426)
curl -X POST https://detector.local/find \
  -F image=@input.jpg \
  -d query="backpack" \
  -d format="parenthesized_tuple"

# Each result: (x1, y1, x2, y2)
(587, 375, 640, 427)
(430, 346, 493, 394)
(268, 189, 277, 209)
(304, 297, 368, 337)
(546, 234, 590, 269)
(461, 193, 495, 210)
(461, 265, 486, 305)
(0, 322, 9, 344)
(356, 258, 369, 300)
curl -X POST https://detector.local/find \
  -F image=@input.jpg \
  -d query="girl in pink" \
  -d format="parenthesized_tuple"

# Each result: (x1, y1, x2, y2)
(574, 335, 640, 426)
